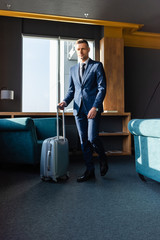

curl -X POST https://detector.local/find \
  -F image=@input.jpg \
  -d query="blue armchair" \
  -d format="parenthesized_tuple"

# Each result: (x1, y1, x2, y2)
(0, 117, 59, 165)
(128, 119, 160, 182)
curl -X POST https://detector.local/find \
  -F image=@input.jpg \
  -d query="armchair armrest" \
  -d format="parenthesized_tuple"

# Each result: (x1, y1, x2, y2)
(0, 117, 39, 165)
(128, 119, 160, 137)
(0, 118, 35, 131)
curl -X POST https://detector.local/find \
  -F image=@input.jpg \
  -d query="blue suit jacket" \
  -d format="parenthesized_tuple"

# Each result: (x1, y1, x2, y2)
(63, 58, 106, 116)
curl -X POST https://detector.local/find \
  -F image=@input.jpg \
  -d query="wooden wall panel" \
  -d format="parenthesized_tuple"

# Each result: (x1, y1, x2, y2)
(100, 37, 124, 113)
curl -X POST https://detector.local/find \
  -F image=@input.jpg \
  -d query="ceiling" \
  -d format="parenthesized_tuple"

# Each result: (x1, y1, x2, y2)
(1, 0, 160, 33)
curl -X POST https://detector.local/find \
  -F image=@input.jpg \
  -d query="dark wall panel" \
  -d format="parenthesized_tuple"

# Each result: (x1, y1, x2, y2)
(22, 19, 103, 60)
(124, 47, 160, 119)
(22, 18, 102, 38)
(0, 17, 22, 111)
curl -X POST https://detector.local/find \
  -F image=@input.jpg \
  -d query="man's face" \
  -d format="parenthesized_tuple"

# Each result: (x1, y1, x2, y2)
(76, 43, 90, 62)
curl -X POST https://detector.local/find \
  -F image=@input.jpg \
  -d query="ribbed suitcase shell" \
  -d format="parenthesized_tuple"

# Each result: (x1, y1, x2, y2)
(40, 108, 69, 182)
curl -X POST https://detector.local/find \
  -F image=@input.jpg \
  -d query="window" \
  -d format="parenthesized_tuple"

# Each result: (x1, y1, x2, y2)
(22, 36, 58, 112)
(22, 36, 95, 112)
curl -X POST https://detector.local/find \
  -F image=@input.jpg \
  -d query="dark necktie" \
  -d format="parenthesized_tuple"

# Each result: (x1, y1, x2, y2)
(80, 63, 86, 82)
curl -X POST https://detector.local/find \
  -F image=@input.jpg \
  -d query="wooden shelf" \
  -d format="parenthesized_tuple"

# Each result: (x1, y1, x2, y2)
(93, 151, 131, 157)
(0, 111, 130, 117)
(106, 151, 131, 156)
(99, 132, 129, 136)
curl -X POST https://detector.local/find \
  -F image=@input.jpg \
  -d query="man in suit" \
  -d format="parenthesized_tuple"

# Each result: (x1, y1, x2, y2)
(58, 39, 108, 182)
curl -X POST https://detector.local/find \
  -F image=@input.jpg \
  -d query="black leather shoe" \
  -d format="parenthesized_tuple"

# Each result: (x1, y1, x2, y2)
(100, 160, 109, 176)
(77, 169, 95, 182)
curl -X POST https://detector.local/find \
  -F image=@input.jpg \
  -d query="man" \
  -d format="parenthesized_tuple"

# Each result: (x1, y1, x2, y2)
(58, 39, 108, 182)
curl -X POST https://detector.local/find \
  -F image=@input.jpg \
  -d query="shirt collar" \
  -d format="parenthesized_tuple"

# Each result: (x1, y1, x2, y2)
(80, 58, 90, 67)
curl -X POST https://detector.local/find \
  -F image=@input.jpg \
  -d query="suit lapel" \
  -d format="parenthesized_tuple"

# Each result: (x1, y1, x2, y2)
(75, 63, 81, 85)
(82, 59, 93, 85)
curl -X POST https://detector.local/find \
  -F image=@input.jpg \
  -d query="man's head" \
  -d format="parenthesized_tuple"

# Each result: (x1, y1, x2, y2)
(76, 39, 90, 62)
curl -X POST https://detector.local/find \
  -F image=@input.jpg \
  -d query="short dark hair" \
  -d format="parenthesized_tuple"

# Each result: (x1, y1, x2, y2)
(76, 39, 89, 47)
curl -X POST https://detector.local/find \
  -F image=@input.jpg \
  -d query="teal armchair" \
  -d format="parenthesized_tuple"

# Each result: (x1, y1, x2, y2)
(0, 117, 59, 165)
(128, 119, 160, 182)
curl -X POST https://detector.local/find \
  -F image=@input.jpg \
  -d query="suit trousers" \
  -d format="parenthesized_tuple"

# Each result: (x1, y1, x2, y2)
(75, 103, 106, 171)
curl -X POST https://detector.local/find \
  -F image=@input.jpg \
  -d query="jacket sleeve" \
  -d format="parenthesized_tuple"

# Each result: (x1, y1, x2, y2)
(63, 69, 75, 106)
(92, 62, 106, 108)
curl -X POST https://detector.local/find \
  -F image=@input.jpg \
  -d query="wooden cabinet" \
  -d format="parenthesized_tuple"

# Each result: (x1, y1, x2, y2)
(0, 111, 131, 156)
(99, 112, 131, 156)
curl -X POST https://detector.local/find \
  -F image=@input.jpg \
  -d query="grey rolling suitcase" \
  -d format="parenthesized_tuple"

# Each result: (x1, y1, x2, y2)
(40, 107, 69, 182)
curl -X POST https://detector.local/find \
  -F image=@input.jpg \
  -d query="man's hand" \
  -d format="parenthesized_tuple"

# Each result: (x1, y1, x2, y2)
(87, 107, 97, 119)
(58, 101, 66, 110)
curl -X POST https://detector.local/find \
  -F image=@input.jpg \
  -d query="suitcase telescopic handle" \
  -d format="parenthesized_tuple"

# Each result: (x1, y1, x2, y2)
(57, 105, 65, 140)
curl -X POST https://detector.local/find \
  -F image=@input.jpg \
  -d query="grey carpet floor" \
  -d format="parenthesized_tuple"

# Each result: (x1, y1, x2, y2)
(0, 155, 160, 240)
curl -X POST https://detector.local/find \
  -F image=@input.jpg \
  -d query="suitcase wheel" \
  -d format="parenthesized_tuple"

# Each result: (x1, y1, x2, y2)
(41, 176, 52, 181)
(65, 174, 69, 180)
(41, 176, 46, 181)
(66, 171, 70, 178)
(56, 174, 69, 182)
